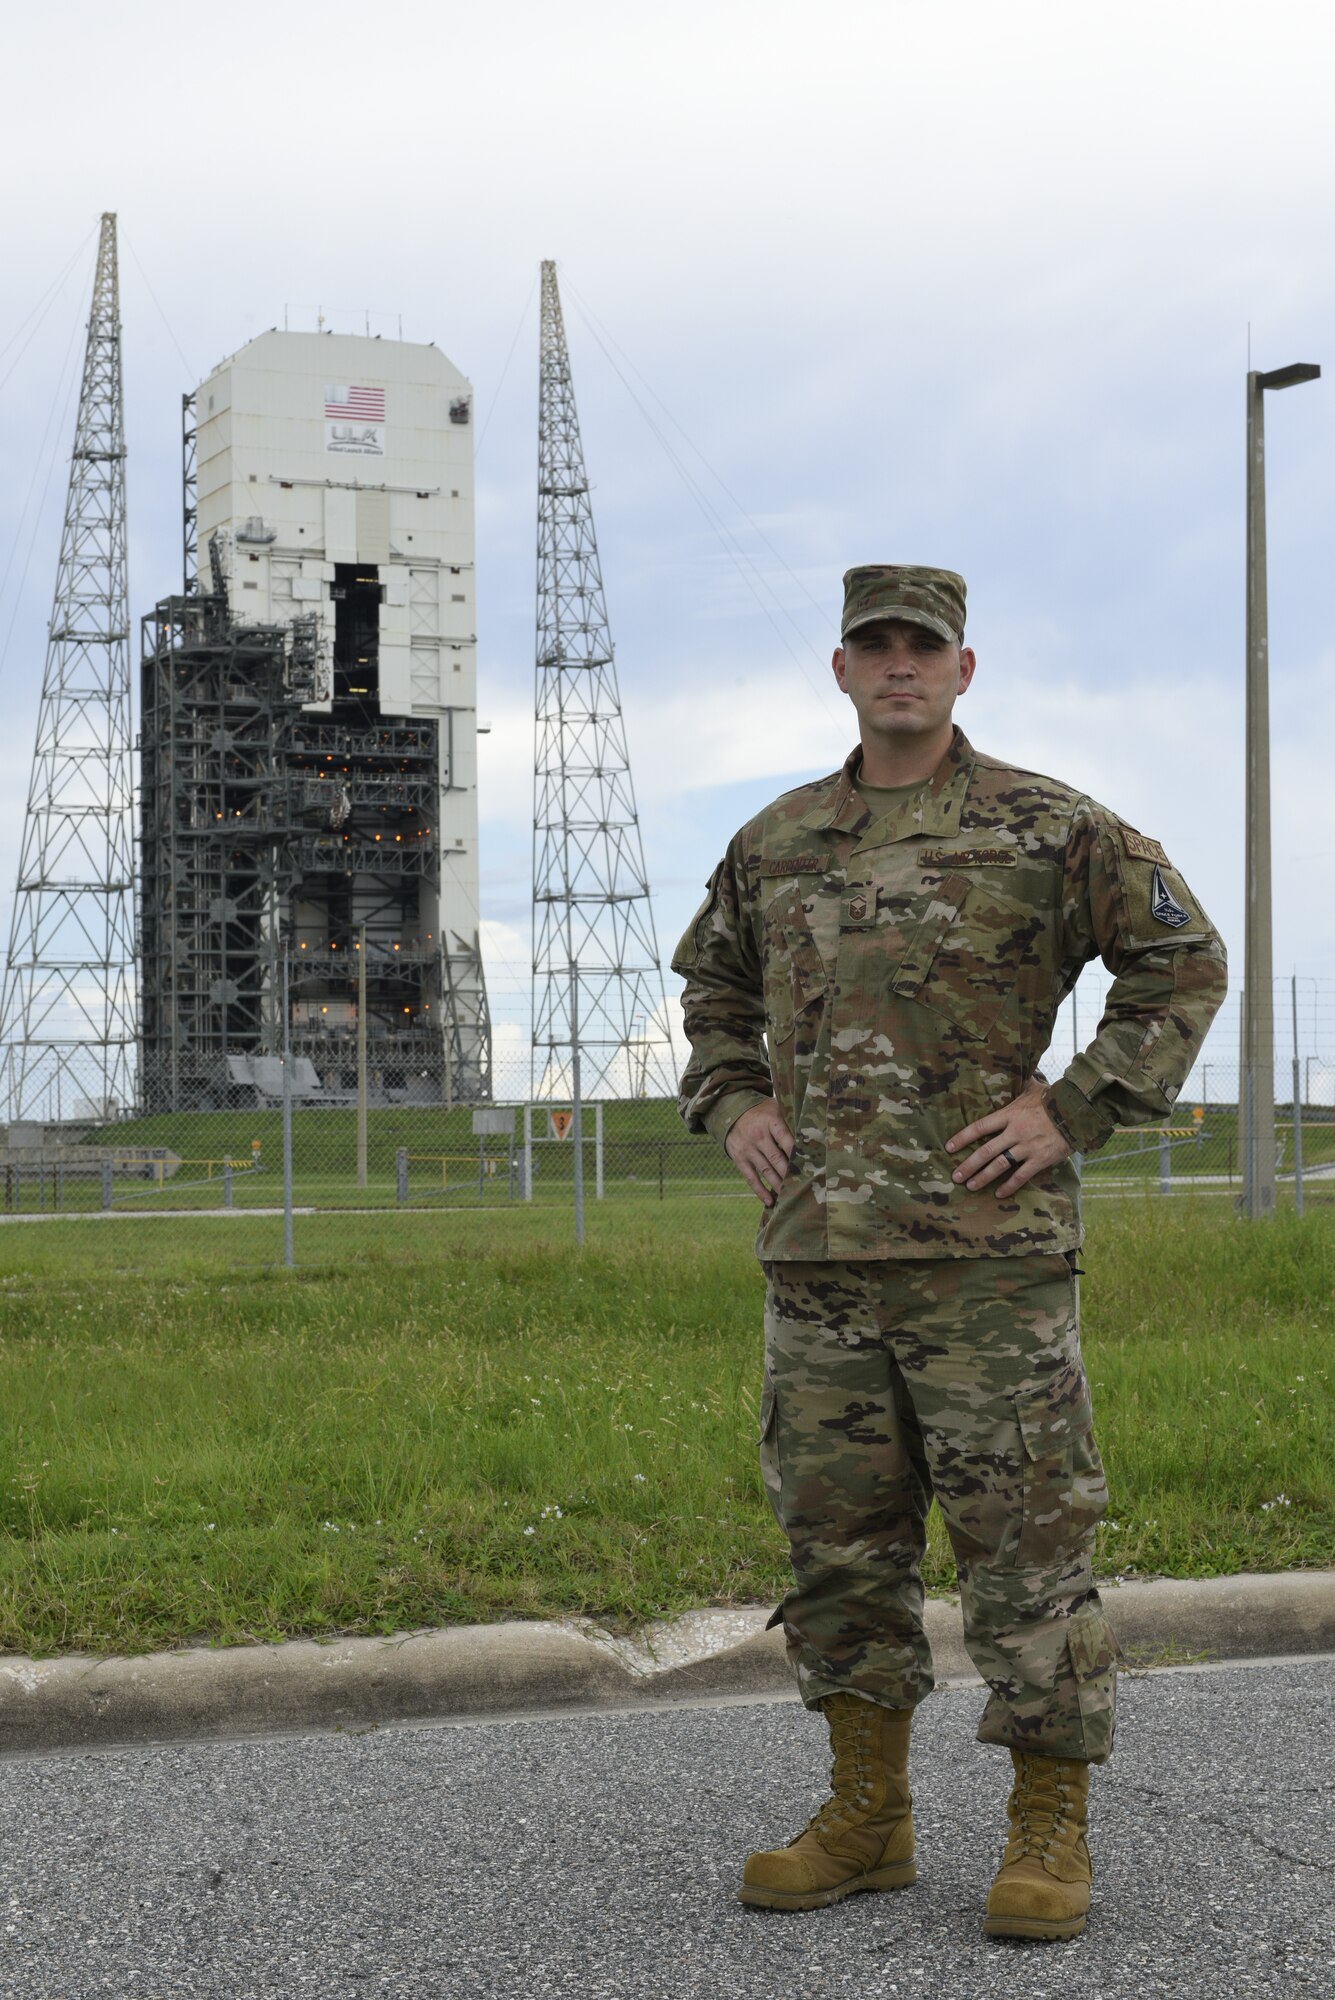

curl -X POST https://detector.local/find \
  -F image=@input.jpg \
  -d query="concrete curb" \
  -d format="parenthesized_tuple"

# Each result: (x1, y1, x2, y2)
(1, 1571, 1331, 1758)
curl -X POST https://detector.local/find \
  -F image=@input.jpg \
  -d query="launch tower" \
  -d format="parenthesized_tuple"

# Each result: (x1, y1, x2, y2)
(138, 330, 489, 1108)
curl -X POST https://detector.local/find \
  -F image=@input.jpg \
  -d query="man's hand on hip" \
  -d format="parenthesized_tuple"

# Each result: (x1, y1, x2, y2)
(725, 1100, 795, 1207)
(945, 1079, 1072, 1198)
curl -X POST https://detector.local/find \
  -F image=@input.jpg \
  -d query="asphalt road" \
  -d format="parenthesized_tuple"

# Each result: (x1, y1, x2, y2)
(0, 1657, 1330, 1999)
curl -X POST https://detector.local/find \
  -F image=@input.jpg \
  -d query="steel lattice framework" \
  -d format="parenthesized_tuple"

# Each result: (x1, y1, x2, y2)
(532, 262, 673, 1101)
(0, 213, 136, 1122)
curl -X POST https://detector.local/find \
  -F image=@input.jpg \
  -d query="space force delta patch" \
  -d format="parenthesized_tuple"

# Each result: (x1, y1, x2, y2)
(1150, 864, 1192, 928)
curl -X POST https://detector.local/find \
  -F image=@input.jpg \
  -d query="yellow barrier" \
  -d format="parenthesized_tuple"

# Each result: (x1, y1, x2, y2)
(109, 1154, 254, 1186)
(406, 1153, 501, 1188)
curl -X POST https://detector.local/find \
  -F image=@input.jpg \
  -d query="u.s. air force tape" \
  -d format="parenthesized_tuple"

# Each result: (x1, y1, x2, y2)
(919, 847, 1016, 867)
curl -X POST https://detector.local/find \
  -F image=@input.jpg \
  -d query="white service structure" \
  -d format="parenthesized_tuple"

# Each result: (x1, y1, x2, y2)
(191, 328, 488, 1093)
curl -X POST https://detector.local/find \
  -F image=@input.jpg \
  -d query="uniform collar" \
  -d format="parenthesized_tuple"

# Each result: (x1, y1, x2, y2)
(797, 726, 975, 844)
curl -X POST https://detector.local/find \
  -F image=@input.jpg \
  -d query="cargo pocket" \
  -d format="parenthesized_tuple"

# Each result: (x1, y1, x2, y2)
(1013, 1362, 1101, 1569)
(1067, 1602, 1121, 1763)
(758, 1365, 784, 1528)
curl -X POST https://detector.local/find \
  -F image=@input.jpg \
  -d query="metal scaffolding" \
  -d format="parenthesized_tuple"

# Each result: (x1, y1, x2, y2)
(0, 212, 136, 1124)
(138, 561, 490, 1111)
(531, 261, 673, 1102)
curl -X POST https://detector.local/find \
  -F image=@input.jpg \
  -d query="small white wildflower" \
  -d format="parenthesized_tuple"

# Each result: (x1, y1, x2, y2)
(523, 1526, 536, 1536)
(633, 1474, 647, 1483)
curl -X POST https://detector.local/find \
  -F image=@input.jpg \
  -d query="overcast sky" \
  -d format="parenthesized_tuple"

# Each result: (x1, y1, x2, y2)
(2, 0, 1333, 1095)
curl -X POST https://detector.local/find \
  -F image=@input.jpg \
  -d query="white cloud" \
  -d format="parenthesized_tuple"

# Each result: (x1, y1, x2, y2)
(3, 0, 1333, 1066)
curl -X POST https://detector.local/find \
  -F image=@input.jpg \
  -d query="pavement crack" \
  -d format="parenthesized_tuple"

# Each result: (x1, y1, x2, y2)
(1218, 1820, 1334, 1874)
(1113, 1780, 1334, 1871)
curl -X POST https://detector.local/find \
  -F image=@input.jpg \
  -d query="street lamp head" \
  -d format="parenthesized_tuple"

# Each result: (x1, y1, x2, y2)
(1257, 362, 1321, 391)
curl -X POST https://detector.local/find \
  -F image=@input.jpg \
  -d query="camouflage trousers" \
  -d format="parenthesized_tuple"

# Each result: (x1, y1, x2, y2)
(760, 1252, 1119, 1763)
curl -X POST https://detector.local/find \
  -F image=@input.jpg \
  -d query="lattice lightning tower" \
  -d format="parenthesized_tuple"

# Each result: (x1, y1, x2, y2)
(532, 261, 674, 1100)
(0, 214, 136, 1122)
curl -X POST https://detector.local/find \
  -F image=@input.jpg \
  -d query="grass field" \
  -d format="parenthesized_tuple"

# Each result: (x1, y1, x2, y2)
(0, 1197, 1330, 1661)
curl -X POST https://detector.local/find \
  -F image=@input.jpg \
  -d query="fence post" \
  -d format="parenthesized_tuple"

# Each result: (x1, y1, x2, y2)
(396, 1147, 408, 1204)
(101, 1159, 113, 1211)
(282, 956, 294, 1269)
(1291, 979, 1304, 1218)
(1158, 1131, 1171, 1195)
(659, 1142, 665, 1201)
(570, 967, 585, 1248)
(223, 1160, 233, 1210)
(523, 1104, 534, 1202)
(356, 922, 368, 1190)
(595, 1101, 605, 1201)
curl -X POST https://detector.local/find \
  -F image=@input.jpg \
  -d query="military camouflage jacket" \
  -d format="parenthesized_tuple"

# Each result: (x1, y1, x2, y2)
(672, 729, 1227, 1260)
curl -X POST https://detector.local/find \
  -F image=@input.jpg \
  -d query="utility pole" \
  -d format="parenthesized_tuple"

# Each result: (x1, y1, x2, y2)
(1291, 974, 1304, 1218)
(1241, 361, 1319, 1219)
(0, 214, 136, 1123)
(531, 260, 674, 1107)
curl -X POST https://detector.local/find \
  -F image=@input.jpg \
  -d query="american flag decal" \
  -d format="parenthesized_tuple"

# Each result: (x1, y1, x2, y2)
(324, 384, 385, 421)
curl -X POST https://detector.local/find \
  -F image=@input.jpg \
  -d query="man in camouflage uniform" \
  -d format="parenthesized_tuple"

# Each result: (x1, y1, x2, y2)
(672, 565, 1226, 1938)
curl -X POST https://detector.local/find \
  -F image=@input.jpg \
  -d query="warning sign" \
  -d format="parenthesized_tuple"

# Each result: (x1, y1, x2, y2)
(549, 1110, 574, 1140)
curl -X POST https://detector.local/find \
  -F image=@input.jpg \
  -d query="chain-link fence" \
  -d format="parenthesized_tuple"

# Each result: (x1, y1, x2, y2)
(0, 1053, 742, 1240)
(3, 981, 1334, 1263)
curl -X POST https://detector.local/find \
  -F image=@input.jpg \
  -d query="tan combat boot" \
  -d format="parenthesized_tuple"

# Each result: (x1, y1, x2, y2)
(984, 1750, 1092, 1941)
(738, 1692, 916, 1912)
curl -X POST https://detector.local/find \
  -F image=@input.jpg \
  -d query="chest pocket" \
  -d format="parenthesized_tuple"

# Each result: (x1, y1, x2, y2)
(888, 869, 1029, 1042)
(764, 920, 828, 1045)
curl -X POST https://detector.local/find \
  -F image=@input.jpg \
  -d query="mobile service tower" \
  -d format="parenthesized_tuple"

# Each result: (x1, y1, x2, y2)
(138, 330, 490, 1110)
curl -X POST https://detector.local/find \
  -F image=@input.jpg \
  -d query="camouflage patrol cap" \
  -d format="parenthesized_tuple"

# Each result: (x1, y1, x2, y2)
(841, 565, 967, 644)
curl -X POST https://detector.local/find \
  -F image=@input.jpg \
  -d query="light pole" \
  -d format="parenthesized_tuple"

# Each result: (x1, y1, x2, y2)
(1241, 361, 1320, 1220)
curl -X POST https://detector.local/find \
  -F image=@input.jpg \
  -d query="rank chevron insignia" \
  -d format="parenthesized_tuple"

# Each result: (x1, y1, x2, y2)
(1150, 864, 1191, 928)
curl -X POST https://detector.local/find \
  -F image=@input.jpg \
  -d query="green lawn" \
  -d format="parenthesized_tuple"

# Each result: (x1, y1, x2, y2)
(0, 1200, 1330, 1659)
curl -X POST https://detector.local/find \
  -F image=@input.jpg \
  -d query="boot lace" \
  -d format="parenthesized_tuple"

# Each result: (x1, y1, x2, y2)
(1010, 1754, 1075, 1861)
(794, 1700, 875, 1846)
